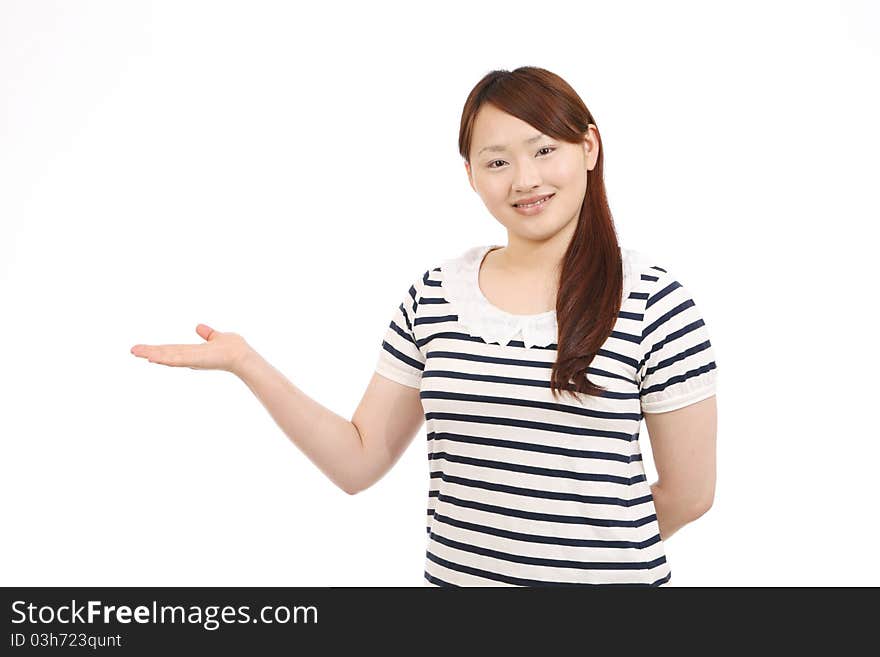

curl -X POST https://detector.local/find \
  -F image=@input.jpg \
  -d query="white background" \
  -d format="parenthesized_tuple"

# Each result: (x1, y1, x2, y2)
(1, 0, 878, 586)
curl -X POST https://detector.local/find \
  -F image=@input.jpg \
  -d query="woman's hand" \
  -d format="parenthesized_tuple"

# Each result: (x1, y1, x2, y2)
(131, 324, 253, 375)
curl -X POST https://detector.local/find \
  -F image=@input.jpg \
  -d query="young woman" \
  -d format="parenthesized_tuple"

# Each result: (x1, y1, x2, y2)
(131, 66, 719, 587)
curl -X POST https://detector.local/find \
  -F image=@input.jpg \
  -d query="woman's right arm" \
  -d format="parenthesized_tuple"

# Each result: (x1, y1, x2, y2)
(233, 350, 425, 495)
(132, 324, 425, 496)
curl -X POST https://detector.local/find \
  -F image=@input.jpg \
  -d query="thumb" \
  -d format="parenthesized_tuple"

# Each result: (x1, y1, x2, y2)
(196, 324, 216, 341)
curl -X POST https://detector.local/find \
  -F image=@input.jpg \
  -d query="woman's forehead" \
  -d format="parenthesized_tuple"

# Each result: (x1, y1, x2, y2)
(473, 104, 535, 135)
(472, 107, 544, 152)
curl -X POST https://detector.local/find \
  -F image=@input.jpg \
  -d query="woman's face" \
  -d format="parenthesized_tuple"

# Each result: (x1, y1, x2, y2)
(466, 103, 599, 243)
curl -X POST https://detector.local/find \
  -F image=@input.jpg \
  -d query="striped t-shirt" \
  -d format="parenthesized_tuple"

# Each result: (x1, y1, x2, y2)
(374, 244, 718, 587)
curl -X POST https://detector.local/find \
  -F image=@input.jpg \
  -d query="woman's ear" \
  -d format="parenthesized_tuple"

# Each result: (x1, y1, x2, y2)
(464, 160, 476, 193)
(583, 125, 599, 171)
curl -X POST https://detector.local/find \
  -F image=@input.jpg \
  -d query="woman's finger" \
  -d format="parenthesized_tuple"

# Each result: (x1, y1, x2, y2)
(132, 344, 201, 367)
(196, 324, 215, 341)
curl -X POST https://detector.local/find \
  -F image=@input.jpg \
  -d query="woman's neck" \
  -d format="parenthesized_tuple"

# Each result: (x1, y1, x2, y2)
(497, 224, 576, 277)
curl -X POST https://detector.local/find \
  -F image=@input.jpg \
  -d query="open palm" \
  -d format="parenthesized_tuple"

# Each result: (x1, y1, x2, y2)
(131, 324, 251, 374)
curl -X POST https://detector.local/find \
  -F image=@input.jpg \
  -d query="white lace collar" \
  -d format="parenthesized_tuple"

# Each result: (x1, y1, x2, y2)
(439, 244, 651, 349)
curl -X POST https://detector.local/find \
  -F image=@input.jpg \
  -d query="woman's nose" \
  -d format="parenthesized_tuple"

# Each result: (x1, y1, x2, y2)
(512, 159, 542, 190)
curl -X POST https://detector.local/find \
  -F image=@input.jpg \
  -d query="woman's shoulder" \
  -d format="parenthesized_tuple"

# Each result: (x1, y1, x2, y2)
(621, 245, 670, 292)
(438, 244, 492, 271)
(620, 246, 713, 307)
(621, 245, 662, 270)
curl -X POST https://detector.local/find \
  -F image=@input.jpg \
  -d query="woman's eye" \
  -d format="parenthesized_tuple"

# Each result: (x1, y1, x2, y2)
(487, 146, 555, 169)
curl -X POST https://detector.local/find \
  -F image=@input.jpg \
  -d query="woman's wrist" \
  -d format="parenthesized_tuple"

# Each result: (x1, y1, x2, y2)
(229, 344, 259, 378)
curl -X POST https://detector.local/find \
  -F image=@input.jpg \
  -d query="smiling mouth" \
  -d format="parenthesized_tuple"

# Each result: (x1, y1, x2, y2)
(513, 194, 554, 208)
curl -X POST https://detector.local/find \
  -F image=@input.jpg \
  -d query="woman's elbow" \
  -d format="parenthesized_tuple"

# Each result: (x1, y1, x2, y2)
(692, 491, 714, 519)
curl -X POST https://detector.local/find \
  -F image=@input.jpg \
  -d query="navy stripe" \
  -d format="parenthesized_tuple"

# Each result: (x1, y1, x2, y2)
(421, 369, 640, 399)
(426, 451, 644, 486)
(435, 492, 657, 528)
(422, 349, 557, 369)
(644, 339, 713, 378)
(642, 298, 696, 341)
(417, 330, 559, 349)
(429, 529, 666, 570)
(607, 329, 643, 345)
(427, 430, 635, 463)
(399, 301, 415, 334)
(419, 341, 640, 373)
(418, 389, 642, 422)
(641, 361, 717, 397)
(425, 550, 670, 587)
(429, 512, 662, 549)
(380, 340, 424, 372)
(421, 349, 642, 386)
(424, 411, 634, 442)
(427, 470, 654, 508)
(417, 314, 458, 325)
(645, 279, 681, 311)
(424, 571, 456, 586)
(388, 318, 417, 346)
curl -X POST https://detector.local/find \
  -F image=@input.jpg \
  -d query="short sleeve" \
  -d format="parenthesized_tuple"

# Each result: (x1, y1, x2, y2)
(374, 278, 426, 389)
(638, 269, 718, 413)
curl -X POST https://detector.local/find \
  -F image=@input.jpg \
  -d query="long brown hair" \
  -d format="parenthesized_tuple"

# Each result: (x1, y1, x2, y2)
(458, 66, 622, 401)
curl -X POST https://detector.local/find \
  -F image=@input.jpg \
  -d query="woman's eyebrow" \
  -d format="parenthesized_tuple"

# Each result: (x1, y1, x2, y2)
(478, 132, 547, 156)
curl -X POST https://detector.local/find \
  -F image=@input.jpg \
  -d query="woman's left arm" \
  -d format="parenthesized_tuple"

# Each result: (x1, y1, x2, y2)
(644, 395, 717, 541)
